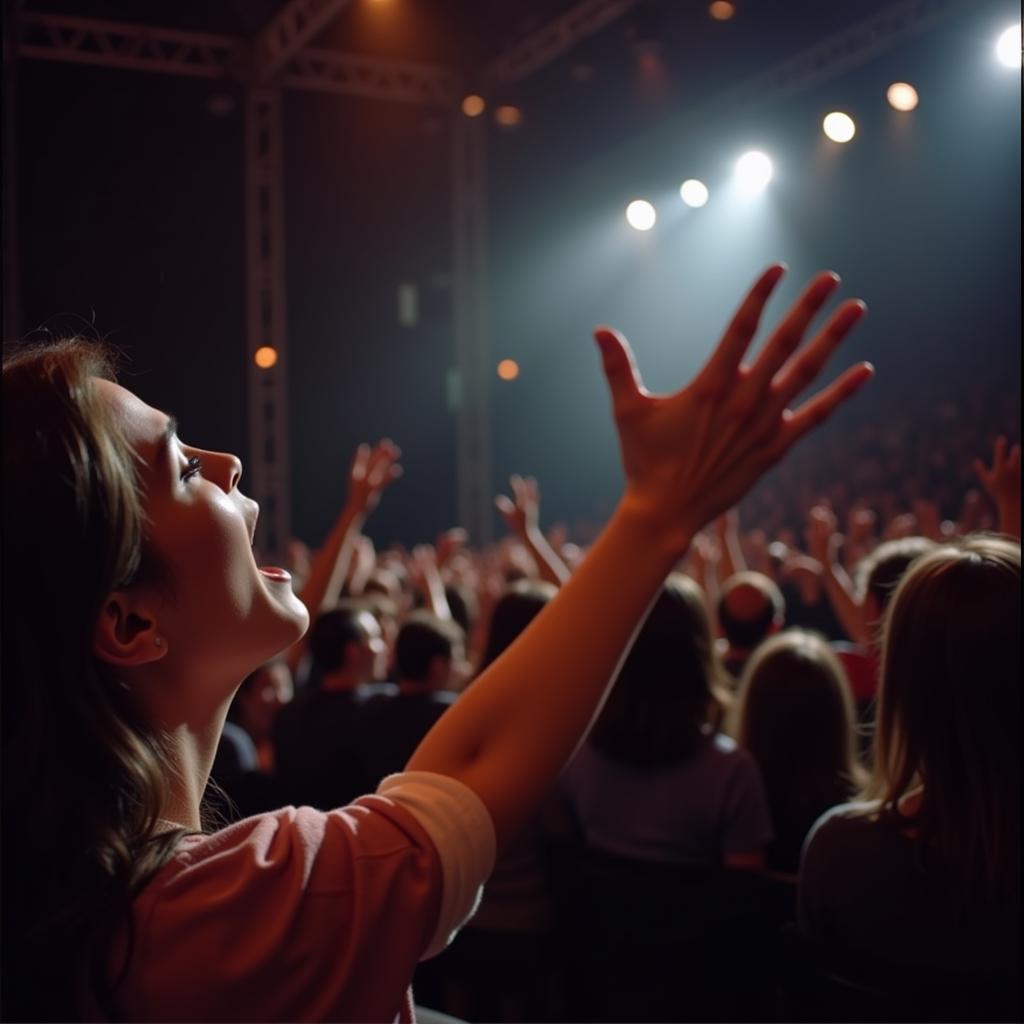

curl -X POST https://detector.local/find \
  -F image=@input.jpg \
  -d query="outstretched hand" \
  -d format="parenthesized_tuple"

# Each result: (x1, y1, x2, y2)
(972, 436, 1021, 507)
(346, 439, 402, 518)
(495, 474, 540, 539)
(595, 265, 871, 556)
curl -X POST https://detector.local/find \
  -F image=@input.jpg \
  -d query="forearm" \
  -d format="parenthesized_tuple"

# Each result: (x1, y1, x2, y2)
(719, 528, 745, 581)
(820, 561, 867, 645)
(996, 498, 1021, 540)
(281, 504, 363, 674)
(406, 501, 683, 848)
(522, 527, 571, 587)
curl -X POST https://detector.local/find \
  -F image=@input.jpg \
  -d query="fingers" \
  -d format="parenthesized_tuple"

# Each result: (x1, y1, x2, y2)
(768, 299, 868, 412)
(494, 494, 515, 516)
(746, 272, 840, 389)
(594, 327, 647, 411)
(781, 361, 875, 449)
(697, 264, 787, 385)
(350, 442, 370, 479)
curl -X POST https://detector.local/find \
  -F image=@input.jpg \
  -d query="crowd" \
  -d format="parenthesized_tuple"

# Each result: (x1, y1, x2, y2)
(2, 266, 1019, 1023)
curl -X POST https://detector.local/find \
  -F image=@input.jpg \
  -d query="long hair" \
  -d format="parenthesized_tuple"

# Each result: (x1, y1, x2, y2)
(866, 534, 1020, 906)
(2, 340, 187, 1020)
(737, 629, 866, 817)
(475, 578, 557, 674)
(589, 573, 729, 767)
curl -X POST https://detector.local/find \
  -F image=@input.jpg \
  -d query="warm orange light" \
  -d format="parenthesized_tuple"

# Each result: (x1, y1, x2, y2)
(709, 1, 736, 20)
(497, 359, 520, 381)
(462, 94, 486, 117)
(886, 82, 919, 112)
(494, 105, 523, 127)
(254, 346, 278, 369)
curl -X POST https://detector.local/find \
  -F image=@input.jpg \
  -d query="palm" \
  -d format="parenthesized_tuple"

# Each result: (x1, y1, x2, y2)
(597, 266, 871, 551)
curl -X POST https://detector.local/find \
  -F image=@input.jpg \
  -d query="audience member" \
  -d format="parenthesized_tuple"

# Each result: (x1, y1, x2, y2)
(562, 574, 774, 870)
(2, 264, 872, 1020)
(736, 630, 867, 875)
(716, 571, 785, 684)
(274, 605, 392, 808)
(356, 611, 465, 790)
(799, 535, 1020, 975)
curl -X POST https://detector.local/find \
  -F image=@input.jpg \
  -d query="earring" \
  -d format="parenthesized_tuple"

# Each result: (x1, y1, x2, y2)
(154, 637, 164, 648)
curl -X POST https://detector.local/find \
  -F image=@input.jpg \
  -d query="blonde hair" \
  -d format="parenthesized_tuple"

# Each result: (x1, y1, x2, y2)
(868, 534, 1020, 904)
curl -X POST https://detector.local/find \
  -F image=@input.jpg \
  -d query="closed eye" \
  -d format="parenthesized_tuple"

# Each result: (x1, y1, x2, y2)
(182, 455, 203, 482)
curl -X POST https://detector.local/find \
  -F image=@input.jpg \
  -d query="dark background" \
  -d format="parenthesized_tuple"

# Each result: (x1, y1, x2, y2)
(9, 0, 1021, 547)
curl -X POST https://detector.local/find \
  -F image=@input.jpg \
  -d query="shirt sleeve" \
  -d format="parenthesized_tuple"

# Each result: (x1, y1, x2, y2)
(719, 750, 775, 854)
(377, 771, 497, 959)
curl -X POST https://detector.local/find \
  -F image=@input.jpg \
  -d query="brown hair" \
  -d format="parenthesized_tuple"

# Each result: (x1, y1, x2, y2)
(867, 535, 1019, 905)
(589, 573, 729, 767)
(737, 629, 866, 817)
(2, 340, 186, 1019)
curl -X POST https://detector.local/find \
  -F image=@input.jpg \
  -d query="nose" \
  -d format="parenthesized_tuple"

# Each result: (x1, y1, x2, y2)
(205, 450, 243, 493)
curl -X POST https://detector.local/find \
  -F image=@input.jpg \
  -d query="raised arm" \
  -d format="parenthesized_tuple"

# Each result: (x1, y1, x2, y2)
(806, 503, 868, 646)
(973, 436, 1021, 540)
(495, 475, 572, 586)
(715, 507, 747, 581)
(281, 440, 401, 675)
(407, 266, 872, 848)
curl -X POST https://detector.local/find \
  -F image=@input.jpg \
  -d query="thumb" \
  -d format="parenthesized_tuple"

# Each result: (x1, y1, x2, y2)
(594, 326, 645, 409)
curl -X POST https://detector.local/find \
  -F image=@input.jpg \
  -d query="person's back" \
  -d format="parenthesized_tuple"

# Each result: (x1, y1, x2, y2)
(736, 629, 865, 874)
(358, 612, 463, 789)
(800, 535, 1020, 976)
(274, 606, 390, 808)
(563, 575, 773, 869)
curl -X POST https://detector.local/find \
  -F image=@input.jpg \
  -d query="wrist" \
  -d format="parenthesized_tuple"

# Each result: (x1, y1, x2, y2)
(616, 488, 696, 565)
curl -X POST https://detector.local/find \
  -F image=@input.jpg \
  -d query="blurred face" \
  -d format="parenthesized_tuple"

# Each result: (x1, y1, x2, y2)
(240, 662, 294, 741)
(95, 380, 309, 708)
(353, 611, 387, 681)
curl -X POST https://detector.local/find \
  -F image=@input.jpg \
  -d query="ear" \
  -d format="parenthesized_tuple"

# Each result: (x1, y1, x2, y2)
(93, 592, 168, 667)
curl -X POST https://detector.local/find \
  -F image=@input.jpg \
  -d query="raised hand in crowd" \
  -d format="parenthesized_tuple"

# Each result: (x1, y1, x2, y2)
(495, 474, 571, 586)
(806, 503, 866, 646)
(408, 264, 871, 848)
(973, 435, 1021, 539)
(715, 507, 747, 581)
(283, 439, 402, 675)
(407, 543, 453, 621)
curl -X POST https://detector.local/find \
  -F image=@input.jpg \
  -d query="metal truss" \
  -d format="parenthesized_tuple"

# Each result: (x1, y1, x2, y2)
(257, 0, 353, 79)
(707, 0, 976, 114)
(486, 0, 642, 85)
(18, 11, 246, 79)
(281, 48, 458, 106)
(244, 88, 292, 562)
(451, 113, 493, 546)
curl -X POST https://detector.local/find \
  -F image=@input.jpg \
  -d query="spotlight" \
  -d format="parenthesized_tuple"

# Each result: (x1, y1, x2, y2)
(625, 199, 657, 231)
(708, 1, 735, 20)
(495, 105, 523, 127)
(680, 179, 709, 207)
(254, 346, 278, 369)
(461, 94, 486, 117)
(497, 359, 520, 381)
(886, 82, 919, 112)
(995, 24, 1021, 69)
(822, 111, 856, 143)
(735, 151, 773, 194)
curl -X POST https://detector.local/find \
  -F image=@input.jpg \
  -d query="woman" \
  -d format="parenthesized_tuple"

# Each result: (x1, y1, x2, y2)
(736, 629, 867, 875)
(2, 266, 870, 1021)
(561, 573, 773, 869)
(799, 535, 1020, 974)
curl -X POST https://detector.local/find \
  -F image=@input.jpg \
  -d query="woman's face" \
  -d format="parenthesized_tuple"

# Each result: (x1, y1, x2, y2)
(96, 379, 309, 703)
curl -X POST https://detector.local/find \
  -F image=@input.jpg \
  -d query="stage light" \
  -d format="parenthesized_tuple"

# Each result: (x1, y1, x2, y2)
(708, 1, 735, 20)
(497, 359, 520, 381)
(495, 105, 523, 127)
(254, 346, 278, 369)
(735, 151, 773, 194)
(461, 94, 485, 117)
(625, 199, 657, 230)
(995, 24, 1021, 69)
(822, 111, 856, 143)
(886, 82, 919, 112)
(680, 179, 709, 207)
